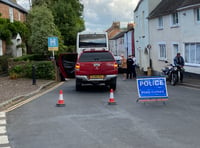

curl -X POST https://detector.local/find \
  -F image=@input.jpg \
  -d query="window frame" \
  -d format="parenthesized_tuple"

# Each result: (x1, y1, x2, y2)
(195, 7, 200, 23)
(0, 40, 3, 56)
(158, 42, 167, 60)
(171, 12, 179, 27)
(158, 16, 163, 30)
(185, 43, 200, 66)
(9, 7, 14, 23)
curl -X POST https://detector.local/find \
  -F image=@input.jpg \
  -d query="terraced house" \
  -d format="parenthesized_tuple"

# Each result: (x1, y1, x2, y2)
(134, 0, 200, 75)
(0, 0, 27, 56)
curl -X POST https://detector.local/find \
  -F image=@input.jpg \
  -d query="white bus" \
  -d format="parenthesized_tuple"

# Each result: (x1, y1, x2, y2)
(76, 32, 109, 55)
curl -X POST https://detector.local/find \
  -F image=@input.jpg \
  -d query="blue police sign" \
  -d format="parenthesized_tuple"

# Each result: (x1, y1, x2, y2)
(48, 37, 58, 51)
(137, 76, 168, 102)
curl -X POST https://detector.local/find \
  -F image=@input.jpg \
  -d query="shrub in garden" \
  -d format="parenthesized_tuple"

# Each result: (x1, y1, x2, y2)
(9, 61, 55, 80)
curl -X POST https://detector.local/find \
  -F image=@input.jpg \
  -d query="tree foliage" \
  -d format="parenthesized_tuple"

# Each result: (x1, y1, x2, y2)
(27, 5, 65, 55)
(0, 18, 28, 44)
(31, 0, 85, 52)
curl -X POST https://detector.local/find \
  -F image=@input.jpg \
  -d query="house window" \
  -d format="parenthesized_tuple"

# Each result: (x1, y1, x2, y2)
(159, 43, 166, 60)
(18, 12, 21, 21)
(173, 44, 179, 56)
(185, 43, 200, 65)
(9, 7, 14, 23)
(171, 12, 179, 26)
(195, 8, 200, 22)
(0, 40, 3, 56)
(158, 16, 163, 29)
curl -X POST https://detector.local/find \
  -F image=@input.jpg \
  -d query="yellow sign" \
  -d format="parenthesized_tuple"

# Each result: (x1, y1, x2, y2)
(48, 47, 58, 51)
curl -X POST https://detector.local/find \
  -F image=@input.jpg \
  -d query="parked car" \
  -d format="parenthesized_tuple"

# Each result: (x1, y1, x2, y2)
(75, 50, 118, 91)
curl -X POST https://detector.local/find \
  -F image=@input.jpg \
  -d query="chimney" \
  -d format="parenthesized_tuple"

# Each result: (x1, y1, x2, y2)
(127, 23, 134, 30)
(112, 22, 120, 29)
(11, 0, 17, 3)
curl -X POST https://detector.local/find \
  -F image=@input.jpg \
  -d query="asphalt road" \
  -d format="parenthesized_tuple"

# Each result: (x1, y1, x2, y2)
(3, 76, 200, 148)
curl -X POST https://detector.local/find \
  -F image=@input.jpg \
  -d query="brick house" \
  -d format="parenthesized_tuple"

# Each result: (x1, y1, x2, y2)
(109, 23, 135, 58)
(106, 21, 121, 40)
(0, 0, 28, 56)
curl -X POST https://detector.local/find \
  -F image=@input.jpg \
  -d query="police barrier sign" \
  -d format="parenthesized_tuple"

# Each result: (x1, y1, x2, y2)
(136, 76, 168, 102)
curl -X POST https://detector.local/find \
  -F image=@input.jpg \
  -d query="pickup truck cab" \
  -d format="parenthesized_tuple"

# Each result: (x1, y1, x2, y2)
(75, 50, 118, 91)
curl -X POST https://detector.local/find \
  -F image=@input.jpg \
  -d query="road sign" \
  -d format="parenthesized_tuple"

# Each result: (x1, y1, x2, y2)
(48, 37, 58, 51)
(136, 76, 168, 102)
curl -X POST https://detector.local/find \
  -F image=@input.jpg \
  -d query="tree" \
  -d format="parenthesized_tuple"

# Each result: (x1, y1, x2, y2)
(32, 0, 85, 51)
(27, 5, 65, 55)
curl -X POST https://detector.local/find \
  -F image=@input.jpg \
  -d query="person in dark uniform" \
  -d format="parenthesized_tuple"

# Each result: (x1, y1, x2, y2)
(174, 52, 185, 82)
(126, 55, 134, 79)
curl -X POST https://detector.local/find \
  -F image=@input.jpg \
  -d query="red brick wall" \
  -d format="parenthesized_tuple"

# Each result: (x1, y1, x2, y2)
(0, 2, 27, 55)
(0, 2, 26, 22)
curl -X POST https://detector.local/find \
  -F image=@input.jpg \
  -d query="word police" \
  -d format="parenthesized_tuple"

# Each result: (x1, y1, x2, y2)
(139, 79, 164, 87)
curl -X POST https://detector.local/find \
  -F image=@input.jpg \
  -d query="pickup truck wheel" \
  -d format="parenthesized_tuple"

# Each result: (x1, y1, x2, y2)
(76, 79, 82, 91)
(110, 78, 117, 90)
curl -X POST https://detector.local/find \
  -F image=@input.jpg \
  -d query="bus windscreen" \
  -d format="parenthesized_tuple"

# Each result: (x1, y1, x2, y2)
(79, 34, 107, 48)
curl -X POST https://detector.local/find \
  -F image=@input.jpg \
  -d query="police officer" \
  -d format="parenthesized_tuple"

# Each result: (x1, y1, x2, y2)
(126, 55, 134, 79)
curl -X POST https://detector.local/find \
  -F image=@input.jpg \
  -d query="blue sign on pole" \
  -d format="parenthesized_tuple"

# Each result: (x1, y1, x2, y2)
(48, 37, 58, 51)
(136, 76, 168, 102)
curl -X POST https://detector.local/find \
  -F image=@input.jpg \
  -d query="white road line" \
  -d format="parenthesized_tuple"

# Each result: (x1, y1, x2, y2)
(0, 126, 6, 134)
(0, 112, 5, 118)
(0, 119, 6, 125)
(0, 112, 10, 147)
(5, 82, 64, 112)
(0, 135, 9, 144)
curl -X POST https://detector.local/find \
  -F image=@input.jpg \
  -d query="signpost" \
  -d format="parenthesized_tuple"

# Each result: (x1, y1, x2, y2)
(48, 37, 58, 60)
(48, 37, 59, 81)
(136, 76, 168, 103)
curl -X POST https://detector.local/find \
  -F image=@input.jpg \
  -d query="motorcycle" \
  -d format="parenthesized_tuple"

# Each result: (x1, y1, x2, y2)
(161, 61, 184, 86)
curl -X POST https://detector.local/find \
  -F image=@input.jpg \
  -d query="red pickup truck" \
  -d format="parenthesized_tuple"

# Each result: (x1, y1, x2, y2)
(75, 50, 118, 91)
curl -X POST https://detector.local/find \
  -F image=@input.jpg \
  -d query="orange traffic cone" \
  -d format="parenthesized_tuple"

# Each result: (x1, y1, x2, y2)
(56, 90, 65, 107)
(108, 89, 116, 105)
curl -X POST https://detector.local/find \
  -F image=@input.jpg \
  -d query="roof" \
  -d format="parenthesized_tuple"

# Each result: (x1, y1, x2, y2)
(0, 0, 28, 13)
(180, 0, 200, 8)
(110, 31, 126, 40)
(134, 0, 143, 12)
(148, 0, 200, 19)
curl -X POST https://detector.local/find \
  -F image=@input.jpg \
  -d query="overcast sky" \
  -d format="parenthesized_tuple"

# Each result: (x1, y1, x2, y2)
(17, 0, 140, 32)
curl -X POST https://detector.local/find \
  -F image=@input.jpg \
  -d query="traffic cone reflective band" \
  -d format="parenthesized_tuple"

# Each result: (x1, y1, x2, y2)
(56, 90, 65, 107)
(108, 89, 116, 105)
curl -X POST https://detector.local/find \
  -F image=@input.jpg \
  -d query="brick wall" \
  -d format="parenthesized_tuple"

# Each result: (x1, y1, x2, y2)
(0, 2, 26, 22)
(0, 2, 27, 55)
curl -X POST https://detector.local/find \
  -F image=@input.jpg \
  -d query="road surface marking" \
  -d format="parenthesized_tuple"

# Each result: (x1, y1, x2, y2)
(0, 135, 9, 144)
(0, 119, 6, 125)
(0, 126, 6, 134)
(5, 82, 64, 112)
(0, 112, 5, 118)
(0, 112, 10, 147)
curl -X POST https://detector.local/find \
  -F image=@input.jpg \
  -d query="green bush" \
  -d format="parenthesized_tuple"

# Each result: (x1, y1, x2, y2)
(13, 54, 49, 61)
(30, 61, 55, 79)
(9, 61, 55, 80)
(0, 55, 12, 73)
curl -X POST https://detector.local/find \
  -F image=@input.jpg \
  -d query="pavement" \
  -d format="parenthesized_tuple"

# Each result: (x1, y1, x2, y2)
(0, 75, 59, 111)
(0, 73, 199, 111)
